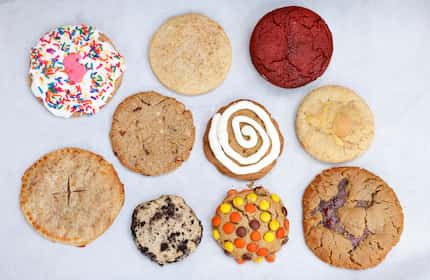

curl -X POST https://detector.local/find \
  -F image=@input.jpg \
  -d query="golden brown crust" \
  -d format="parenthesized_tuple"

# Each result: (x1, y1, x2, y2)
(110, 91, 195, 176)
(302, 167, 403, 269)
(20, 147, 124, 247)
(203, 99, 284, 181)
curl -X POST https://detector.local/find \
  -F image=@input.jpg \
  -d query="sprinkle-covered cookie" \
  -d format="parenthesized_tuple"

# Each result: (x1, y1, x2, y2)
(29, 24, 125, 117)
(303, 167, 404, 269)
(250, 6, 333, 88)
(131, 195, 203, 265)
(212, 187, 289, 264)
(296, 85, 375, 163)
(204, 99, 284, 180)
(110, 91, 195, 176)
(149, 13, 232, 95)
(20, 148, 124, 247)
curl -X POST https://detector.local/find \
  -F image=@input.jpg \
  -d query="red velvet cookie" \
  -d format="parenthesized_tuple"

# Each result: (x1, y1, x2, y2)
(250, 6, 333, 88)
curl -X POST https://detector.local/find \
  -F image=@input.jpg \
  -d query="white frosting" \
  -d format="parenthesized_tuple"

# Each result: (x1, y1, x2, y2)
(208, 100, 282, 175)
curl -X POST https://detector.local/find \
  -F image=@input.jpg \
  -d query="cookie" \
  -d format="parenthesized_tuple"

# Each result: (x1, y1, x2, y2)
(20, 148, 124, 247)
(110, 91, 195, 176)
(250, 6, 333, 88)
(212, 187, 289, 264)
(131, 195, 202, 265)
(149, 13, 232, 95)
(303, 167, 404, 269)
(204, 99, 283, 181)
(29, 25, 125, 118)
(296, 85, 374, 163)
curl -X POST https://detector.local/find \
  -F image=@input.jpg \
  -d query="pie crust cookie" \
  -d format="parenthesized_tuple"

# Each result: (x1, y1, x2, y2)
(212, 187, 289, 264)
(204, 99, 284, 180)
(20, 148, 124, 247)
(149, 13, 232, 95)
(296, 85, 374, 163)
(110, 91, 195, 176)
(29, 24, 125, 117)
(131, 195, 203, 265)
(250, 6, 333, 88)
(303, 167, 404, 269)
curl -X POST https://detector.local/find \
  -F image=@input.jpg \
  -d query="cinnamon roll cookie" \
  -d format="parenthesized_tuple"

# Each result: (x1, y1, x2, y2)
(204, 99, 284, 180)
(303, 167, 403, 269)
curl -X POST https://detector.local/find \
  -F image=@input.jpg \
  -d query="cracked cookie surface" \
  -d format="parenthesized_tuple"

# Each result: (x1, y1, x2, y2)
(296, 85, 374, 163)
(149, 13, 232, 95)
(110, 91, 195, 176)
(20, 148, 124, 247)
(250, 6, 333, 88)
(303, 167, 403, 269)
(212, 187, 289, 264)
(131, 195, 202, 265)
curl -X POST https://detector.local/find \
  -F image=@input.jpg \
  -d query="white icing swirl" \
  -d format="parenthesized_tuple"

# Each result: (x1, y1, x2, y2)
(208, 100, 282, 175)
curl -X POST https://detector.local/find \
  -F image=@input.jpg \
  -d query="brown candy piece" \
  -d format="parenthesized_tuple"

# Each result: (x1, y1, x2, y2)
(249, 219, 260, 230)
(236, 226, 247, 237)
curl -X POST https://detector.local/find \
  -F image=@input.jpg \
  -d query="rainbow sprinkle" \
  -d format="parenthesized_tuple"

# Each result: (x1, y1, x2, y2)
(29, 24, 126, 118)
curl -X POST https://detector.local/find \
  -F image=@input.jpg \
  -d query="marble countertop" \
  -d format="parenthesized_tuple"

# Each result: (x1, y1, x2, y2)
(0, 0, 429, 279)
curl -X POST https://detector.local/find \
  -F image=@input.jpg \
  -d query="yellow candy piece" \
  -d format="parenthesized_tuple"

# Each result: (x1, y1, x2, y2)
(269, 220, 280, 231)
(246, 193, 257, 202)
(259, 199, 270, 210)
(212, 229, 220, 240)
(264, 232, 275, 242)
(260, 212, 271, 223)
(233, 197, 244, 207)
(224, 241, 234, 253)
(219, 203, 231, 214)
(254, 257, 264, 263)
(271, 193, 280, 202)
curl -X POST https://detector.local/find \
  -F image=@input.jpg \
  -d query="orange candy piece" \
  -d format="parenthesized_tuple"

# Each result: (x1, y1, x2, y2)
(235, 258, 245, 264)
(276, 228, 286, 238)
(227, 189, 237, 196)
(257, 248, 268, 257)
(230, 212, 241, 223)
(223, 222, 235, 234)
(284, 219, 290, 230)
(212, 215, 221, 227)
(265, 254, 276, 262)
(250, 231, 261, 241)
(245, 203, 256, 213)
(234, 238, 246, 248)
(247, 243, 258, 252)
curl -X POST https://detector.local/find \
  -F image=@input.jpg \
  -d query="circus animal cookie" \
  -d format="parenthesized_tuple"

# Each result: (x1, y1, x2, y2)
(110, 91, 195, 176)
(250, 6, 333, 88)
(212, 187, 289, 264)
(296, 85, 374, 163)
(29, 24, 126, 117)
(149, 13, 232, 95)
(303, 167, 404, 269)
(204, 99, 283, 180)
(20, 148, 124, 247)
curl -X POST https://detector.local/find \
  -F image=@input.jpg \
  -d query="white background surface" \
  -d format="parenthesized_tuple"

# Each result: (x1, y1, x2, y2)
(0, 0, 429, 279)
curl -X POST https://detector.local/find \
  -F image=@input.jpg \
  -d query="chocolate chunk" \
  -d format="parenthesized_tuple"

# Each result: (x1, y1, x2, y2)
(236, 226, 247, 237)
(249, 219, 260, 230)
(160, 243, 168, 251)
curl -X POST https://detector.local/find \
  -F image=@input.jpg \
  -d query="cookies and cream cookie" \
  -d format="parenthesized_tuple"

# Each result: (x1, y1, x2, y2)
(29, 24, 125, 117)
(204, 99, 283, 180)
(110, 91, 195, 176)
(20, 148, 124, 247)
(212, 187, 289, 264)
(303, 167, 403, 269)
(250, 6, 333, 88)
(131, 195, 203, 265)
(149, 13, 232, 95)
(296, 85, 374, 163)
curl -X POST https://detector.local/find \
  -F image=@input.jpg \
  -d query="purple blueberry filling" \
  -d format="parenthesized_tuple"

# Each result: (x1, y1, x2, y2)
(317, 178, 371, 248)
